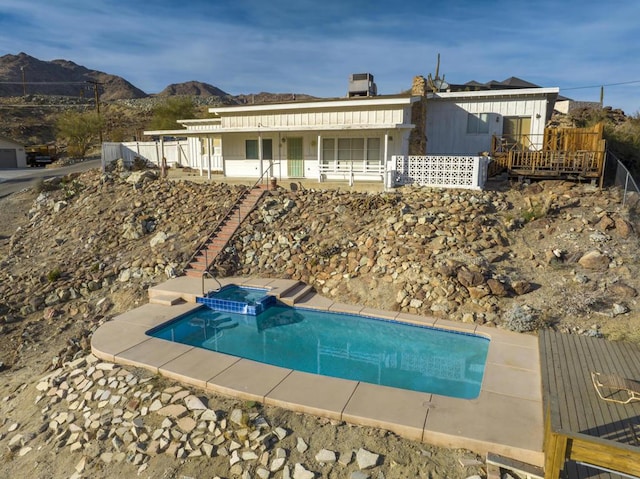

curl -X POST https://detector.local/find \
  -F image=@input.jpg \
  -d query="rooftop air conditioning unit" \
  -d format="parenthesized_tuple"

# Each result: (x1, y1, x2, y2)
(348, 73, 377, 97)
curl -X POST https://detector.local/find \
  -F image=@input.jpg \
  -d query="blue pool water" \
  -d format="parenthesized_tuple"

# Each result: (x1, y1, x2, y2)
(208, 285, 268, 304)
(149, 295, 490, 399)
(196, 285, 272, 315)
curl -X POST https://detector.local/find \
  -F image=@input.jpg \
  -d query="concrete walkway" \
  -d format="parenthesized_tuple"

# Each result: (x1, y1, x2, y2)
(91, 276, 544, 467)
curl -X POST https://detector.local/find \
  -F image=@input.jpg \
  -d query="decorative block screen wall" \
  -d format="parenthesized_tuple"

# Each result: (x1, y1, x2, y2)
(389, 155, 490, 190)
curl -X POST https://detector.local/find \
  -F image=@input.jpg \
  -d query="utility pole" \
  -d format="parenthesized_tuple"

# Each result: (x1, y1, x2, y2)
(20, 66, 26, 96)
(86, 80, 103, 144)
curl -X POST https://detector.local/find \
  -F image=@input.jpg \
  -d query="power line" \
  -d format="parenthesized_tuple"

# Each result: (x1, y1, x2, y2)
(562, 80, 640, 91)
(0, 81, 90, 85)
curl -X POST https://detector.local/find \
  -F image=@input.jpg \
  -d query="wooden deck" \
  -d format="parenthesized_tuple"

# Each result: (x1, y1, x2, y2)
(490, 123, 606, 183)
(539, 330, 640, 478)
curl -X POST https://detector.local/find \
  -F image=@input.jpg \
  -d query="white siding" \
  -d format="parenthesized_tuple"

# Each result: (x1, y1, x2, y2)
(220, 107, 407, 129)
(426, 96, 550, 155)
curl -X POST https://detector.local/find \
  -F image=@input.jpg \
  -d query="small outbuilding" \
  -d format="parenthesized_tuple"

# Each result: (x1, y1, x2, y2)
(0, 135, 27, 168)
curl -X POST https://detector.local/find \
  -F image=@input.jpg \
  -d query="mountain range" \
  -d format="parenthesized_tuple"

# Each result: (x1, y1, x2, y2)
(0, 52, 314, 103)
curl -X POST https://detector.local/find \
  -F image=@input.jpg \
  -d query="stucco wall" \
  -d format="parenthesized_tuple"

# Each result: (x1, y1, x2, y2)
(0, 138, 27, 168)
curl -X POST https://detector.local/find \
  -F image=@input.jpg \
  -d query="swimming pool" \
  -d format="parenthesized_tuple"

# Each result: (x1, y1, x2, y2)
(149, 291, 489, 399)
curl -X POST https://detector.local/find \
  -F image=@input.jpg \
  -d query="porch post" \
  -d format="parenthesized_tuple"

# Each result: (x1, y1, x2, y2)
(317, 134, 322, 182)
(207, 137, 212, 180)
(159, 137, 165, 168)
(199, 137, 204, 177)
(384, 131, 389, 183)
(258, 132, 263, 180)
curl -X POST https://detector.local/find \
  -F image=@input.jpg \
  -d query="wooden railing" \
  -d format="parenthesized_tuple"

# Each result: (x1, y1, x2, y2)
(490, 123, 606, 182)
(508, 149, 603, 177)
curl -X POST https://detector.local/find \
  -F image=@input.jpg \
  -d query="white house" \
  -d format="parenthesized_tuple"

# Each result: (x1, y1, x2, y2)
(144, 95, 421, 184)
(0, 135, 27, 168)
(425, 87, 559, 155)
(136, 76, 562, 189)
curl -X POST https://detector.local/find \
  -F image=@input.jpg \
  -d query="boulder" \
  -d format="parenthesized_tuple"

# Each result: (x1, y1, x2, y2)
(457, 270, 484, 288)
(486, 278, 508, 297)
(614, 217, 634, 238)
(578, 250, 610, 270)
(595, 215, 614, 231)
(511, 280, 533, 296)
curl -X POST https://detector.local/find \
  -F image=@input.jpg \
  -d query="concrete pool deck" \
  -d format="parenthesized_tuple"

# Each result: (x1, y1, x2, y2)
(91, 276, 544, 467)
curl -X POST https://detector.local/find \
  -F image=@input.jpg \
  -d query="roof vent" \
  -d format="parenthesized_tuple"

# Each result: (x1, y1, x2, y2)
(348, 73, 377, 97)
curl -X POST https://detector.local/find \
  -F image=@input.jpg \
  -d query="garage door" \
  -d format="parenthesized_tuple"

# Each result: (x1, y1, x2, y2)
(0, 149, 17, 168)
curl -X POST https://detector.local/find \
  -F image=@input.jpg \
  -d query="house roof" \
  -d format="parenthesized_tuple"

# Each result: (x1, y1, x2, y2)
(427, 86, 559, 102)
(208, 94, 418, 115)
(145, 121, 415, 137)
(458, 76, 542, 91)
(145, 94, 418, 137)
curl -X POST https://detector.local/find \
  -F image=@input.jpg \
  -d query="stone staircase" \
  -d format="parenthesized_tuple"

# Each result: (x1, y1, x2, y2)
(184, 185, 268, 278)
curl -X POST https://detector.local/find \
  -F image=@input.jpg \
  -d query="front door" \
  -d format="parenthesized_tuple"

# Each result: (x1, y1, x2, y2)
(503, 117, 532, 150)
(286, 137, 304, 178)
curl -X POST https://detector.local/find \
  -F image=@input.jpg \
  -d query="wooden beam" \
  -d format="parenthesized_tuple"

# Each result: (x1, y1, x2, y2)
(570, 438, 640, 477)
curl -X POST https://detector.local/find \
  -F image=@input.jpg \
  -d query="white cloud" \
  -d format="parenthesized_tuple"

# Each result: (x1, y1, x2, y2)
(0, 0, 638, 112)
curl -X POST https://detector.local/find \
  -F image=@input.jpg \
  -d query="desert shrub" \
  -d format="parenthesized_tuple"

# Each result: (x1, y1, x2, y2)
(148, 97, 195, 130)
(47, 268, 62, 283)
(55, 110, 103, 158)
(34, 178, 60, 193)
(60, 176, 84, 199)
(503, 304, 543, 332)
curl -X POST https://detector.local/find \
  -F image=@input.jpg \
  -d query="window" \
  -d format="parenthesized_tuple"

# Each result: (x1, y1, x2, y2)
(322, 138, 335, 162)
(466, 113, 490, 134)
(367, 138, 380, 164)
(338, 138, 365, 164)
(322, 137, 381, 170)
(245, 139, 273, 159)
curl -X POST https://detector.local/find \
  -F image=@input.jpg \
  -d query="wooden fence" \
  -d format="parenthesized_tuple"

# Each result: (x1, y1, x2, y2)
(491, 123, 606, 183)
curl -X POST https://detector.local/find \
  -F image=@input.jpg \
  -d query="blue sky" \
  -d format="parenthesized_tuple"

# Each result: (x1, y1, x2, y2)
(2, 0, 639, 114)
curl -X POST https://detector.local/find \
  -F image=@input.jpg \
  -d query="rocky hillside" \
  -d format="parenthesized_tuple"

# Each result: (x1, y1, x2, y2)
(0, 53, 317, 146)
(1, 167, 639, 373)
(157, 81, 234, 100)
(0, 53, 147, 101)
(0, 166, 639, 477)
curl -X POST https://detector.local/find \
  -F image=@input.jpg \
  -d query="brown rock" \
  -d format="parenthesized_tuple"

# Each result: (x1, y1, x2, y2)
(457, 269, 484, 288)
(596, 215, 614, 231)
(578, 250, 610, 270)
(467, 284, 491, 300)
(125, 398, 141, 412)
(607, 283, 638, 298)
(614, 217, 634, 238)
(511, 280, 533, 296)
(176, 417, 197, 433)
(486, 278, 508, 297)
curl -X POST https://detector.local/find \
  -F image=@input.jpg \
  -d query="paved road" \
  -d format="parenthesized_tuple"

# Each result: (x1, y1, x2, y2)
(0, 159, 102, 198)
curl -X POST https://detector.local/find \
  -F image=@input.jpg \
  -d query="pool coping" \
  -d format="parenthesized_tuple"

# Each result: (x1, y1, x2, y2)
(91, 276, 544, 467)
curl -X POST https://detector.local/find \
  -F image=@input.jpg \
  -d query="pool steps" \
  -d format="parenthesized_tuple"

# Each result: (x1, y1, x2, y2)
(149, 293, 184, 306)
(276, 282, 315, 306)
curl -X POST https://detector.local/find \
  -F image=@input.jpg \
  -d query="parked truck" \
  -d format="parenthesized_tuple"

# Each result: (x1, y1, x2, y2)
(26, 143, 58, 167)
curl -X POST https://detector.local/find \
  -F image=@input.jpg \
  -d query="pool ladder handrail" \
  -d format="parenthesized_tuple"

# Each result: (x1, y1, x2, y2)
(201, 251, 223, 297)
(183, 162, 278, 276)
